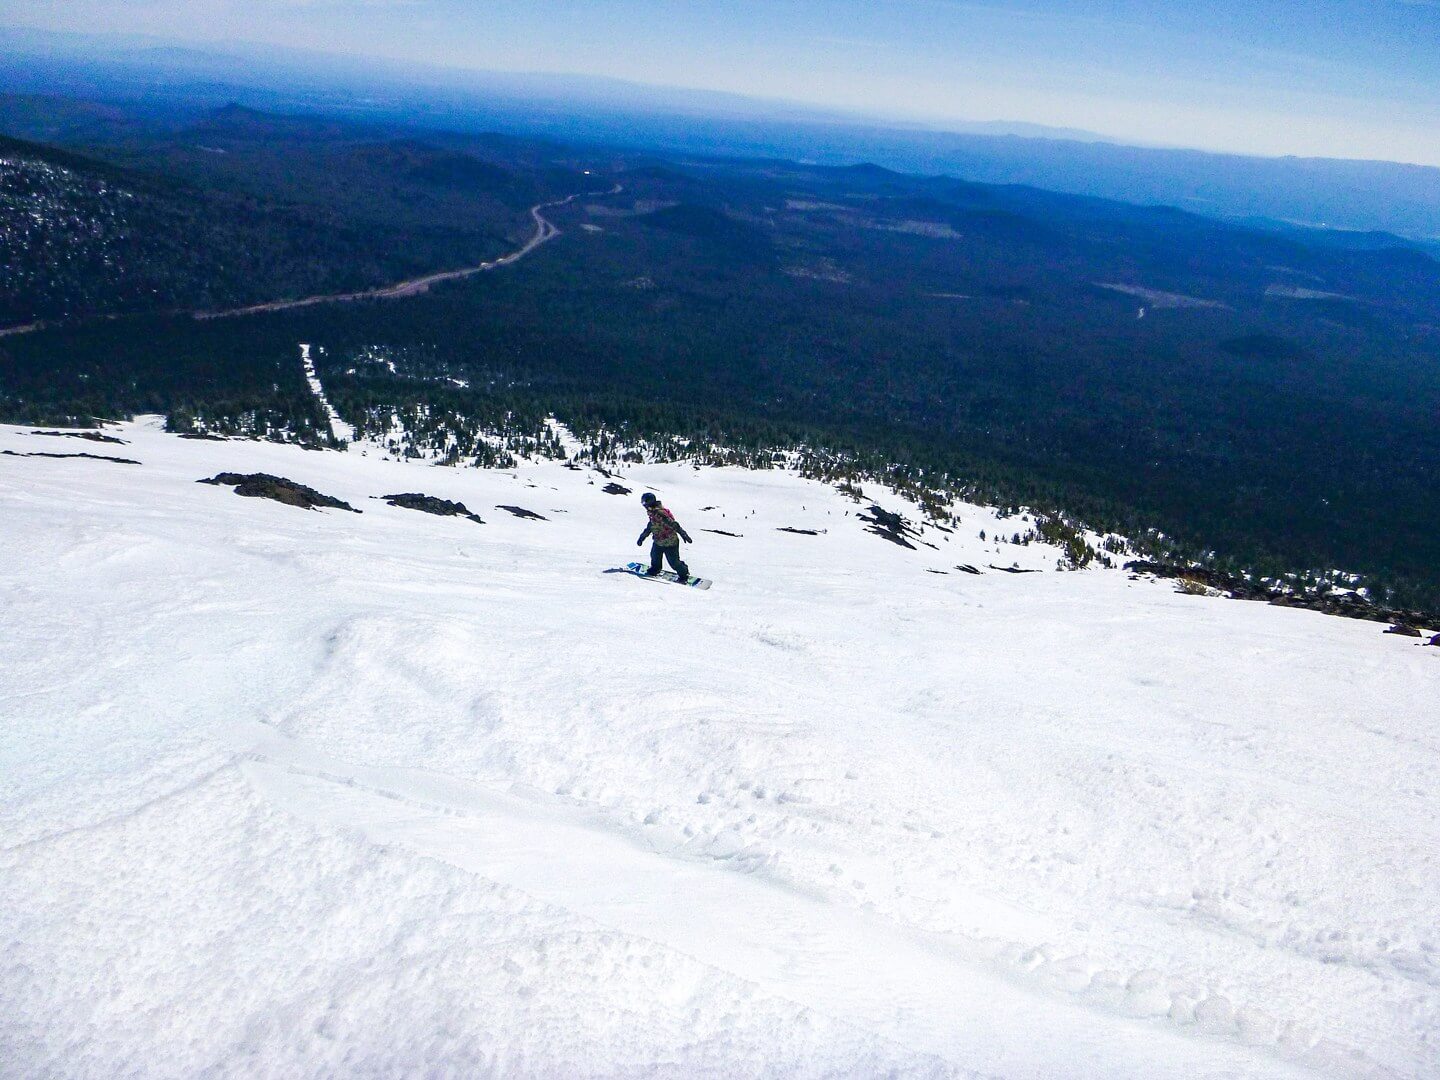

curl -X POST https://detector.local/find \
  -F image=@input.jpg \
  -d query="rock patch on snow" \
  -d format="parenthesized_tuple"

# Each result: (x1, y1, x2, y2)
(3, 449, 140, 464)
(382, 493, 485, 524)
(860, 505, 924, 549)
(31, 429, 128, 445)
(1384, 623, 1423, 638)
(496, 504, 548, 520)
(200, 472, 360, 512)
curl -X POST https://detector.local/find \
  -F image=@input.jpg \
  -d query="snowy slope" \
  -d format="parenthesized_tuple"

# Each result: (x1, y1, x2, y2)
(2, 417, 1437, 1079)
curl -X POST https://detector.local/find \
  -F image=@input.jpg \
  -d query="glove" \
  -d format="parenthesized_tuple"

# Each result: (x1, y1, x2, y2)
(636, 538, 644, 547)
(680, 532, 693, 544)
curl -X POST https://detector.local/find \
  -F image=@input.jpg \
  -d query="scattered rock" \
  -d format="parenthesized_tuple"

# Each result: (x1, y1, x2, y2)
(925, 569, 949, 575)
(704, 529, 743, 537)
(602, 482, 632, 495)
(777, 527, 824, 536)
(496, 504, 547, 520)
(200, 472, 359, 512)
(177, 432, 228, 441)
(1385, 624, 1423, 638)
(382, 493, 483, 523)
(858, 505, 933, 549)
(4, 450, 140, 464)
(31, 429, 128, 445)
(700, 505, 719, 511)
(954, 564, 982, 575)
(990, 564, 1040, 574)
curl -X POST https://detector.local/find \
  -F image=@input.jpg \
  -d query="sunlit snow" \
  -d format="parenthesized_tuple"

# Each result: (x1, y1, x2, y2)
(2, 417, 1436, 1078)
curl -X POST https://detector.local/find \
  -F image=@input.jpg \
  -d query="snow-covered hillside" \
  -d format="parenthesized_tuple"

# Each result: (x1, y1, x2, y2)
(2, 417, 1436, 1078)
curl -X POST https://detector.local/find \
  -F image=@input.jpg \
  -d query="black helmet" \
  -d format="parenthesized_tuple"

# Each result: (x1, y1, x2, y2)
(640, 492, 658, 506)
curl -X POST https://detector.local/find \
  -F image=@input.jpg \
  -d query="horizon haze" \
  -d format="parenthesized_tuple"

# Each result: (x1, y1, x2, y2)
(3, 0, 1439, 167)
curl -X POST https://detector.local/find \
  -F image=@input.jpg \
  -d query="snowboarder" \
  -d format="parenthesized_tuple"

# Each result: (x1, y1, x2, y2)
(637, 492, 694, 582)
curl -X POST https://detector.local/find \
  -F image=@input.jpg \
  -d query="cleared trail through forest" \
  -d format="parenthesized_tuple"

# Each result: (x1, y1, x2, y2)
(193, 184, 621, 321)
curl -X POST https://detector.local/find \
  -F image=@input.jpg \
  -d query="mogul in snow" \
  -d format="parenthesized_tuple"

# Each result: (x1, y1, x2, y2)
(637, 492, 694, 582)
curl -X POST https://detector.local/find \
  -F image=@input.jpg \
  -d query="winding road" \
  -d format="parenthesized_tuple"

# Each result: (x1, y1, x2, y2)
(2, 186, 619, 338)
(195, 184, 619, 321)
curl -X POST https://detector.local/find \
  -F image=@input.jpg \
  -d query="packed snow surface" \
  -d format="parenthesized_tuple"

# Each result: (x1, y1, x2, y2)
(2, 418, 1437, 1078)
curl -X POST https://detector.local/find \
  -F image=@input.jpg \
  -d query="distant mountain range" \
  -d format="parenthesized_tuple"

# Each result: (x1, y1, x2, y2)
(3, 25, 1440, 242)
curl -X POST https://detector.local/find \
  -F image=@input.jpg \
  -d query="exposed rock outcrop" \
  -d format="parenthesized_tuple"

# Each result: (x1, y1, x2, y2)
(32, 429, 127, 445)
(200, 472, 359, 512)
(4, 450, 140, 464)
(382, 493, 483, 523)
(858, 505, 921, 549)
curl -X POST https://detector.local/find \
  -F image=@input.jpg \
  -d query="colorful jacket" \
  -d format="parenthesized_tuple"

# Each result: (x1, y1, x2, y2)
(639, 505, 691, 547)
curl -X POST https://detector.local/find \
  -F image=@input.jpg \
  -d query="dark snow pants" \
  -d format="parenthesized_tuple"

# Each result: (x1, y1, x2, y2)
(649, 542, 689, 579)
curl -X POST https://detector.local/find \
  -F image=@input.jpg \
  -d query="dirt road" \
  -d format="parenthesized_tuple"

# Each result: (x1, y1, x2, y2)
(194, 184, 620, 321)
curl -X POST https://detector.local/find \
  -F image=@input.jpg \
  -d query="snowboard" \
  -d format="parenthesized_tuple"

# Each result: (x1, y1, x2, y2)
(623, 561, 712, 590)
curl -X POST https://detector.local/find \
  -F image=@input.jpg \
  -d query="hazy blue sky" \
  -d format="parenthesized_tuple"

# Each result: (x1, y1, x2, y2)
(6, 0, 1440, 164)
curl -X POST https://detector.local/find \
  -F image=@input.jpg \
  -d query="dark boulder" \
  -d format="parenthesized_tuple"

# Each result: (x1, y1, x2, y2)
(383, 493, 483, 523)
(200, 472, 359, 512)
(32, 429, 127, 445)
(1384, 624, 1423, 638)
(496, 505, 547, 520)
(602, 482, 632, 495)
(859, 505, 919, 549)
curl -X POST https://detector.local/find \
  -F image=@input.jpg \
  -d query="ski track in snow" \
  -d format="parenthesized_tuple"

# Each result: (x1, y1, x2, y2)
(2, 417, 1437, 1078)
